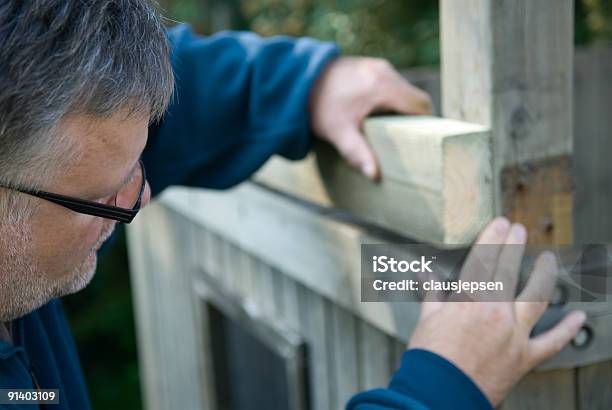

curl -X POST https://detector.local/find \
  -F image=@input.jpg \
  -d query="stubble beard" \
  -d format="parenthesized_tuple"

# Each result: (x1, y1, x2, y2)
(0, 221, 116, 322)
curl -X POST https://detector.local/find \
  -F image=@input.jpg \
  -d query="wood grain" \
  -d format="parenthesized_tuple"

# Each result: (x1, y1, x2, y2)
(441, 0, 573, 217)
(500, 369, 576, 410)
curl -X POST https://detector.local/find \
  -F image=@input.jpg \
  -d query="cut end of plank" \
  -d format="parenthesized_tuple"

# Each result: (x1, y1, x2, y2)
(443, 133, 494, 244)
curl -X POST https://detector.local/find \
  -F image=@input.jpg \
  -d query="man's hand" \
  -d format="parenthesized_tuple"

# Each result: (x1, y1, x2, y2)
(408, 218, 587, 406)
(309, 57, 432, 180)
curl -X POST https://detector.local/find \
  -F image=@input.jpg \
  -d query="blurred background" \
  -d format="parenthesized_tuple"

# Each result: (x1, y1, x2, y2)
(62, 0, 611, 409)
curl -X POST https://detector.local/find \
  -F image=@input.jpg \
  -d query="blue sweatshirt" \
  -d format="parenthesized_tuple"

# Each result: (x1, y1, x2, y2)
(0, 25, 492, 410)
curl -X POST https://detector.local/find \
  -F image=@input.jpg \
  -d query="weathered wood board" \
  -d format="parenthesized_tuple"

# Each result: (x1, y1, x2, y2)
(156, 186, 612, 372)
(128, 197, 612, 410)
(159, 185, 423, 341)
(127, 205, 213, 410)
(441, 0, 573, 216)
(255, 116, 493, 247)
(441, 1, 578, 408)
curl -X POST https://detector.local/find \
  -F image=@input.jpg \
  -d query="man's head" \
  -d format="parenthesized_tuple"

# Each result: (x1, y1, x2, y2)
(0, 0, 174, 321)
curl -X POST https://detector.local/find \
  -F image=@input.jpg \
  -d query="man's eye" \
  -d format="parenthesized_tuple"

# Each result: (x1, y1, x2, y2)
(92, 165, 139, 205)
(104, 195, 117, 206)
(94, 194, 115, 205)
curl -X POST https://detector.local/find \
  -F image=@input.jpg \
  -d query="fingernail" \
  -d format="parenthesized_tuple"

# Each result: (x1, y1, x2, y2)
(494, 217, 510, 234)
(540, 251, 556, 264)
(361, 163, 376, 179)
(510, 223, 527, 241)
(574, 310, 587, 325)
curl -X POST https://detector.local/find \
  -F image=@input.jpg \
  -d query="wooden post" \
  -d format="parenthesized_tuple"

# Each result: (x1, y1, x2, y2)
(572, 47, 612, 410)
(441, 1, 576, 408)
(441, 0, 574, 244)
(573, 48, 612, 244)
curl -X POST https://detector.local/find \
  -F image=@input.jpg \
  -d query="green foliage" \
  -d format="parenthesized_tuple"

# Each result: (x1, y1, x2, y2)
(239, 0, 440, 67)
(581, 0, 612, 43)
(163, 0, 440, 67)
(162, 0, 611, 67)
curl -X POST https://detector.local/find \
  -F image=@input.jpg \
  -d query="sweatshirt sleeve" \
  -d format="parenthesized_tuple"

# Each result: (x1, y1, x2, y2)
(346, 349, 493, 410)
(143, 24, 340, 196)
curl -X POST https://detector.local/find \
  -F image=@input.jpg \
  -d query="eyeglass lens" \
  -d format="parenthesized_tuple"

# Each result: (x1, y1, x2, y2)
(113, 163, 144, 209)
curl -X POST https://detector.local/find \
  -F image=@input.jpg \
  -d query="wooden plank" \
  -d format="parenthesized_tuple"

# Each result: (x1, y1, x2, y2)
(132, 209, 175, 410)
(254, 258, 277, 316)
(573, 47, 612, 245)
(278, 273, 301, 332)
(255, 115, 493, 247)
(126, 212, 166, 410)
(500, 369, 576, 410)
(298, 287, 331, 410)
(235, 250, 255, 304)
(357, 321, 393, 390)
(270, 266, 286, 318)
(160, 185, 422, 342)
(127, 204, 210, 410)
(322, 298, 339, 409)
(219, 238, 239, 293)
(330, 305, 360, 408)
(184, 222, 219, 410)
(577, 359, 612, 409)
(167, 214, 207, 408)
(199, 228, 224, 282)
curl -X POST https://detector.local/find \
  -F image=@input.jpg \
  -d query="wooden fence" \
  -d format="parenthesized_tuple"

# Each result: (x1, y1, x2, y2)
(127, 2, 612, 409)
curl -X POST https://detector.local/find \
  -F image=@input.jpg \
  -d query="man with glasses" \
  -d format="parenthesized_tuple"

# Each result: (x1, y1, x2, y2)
(0, 1, 584, 409)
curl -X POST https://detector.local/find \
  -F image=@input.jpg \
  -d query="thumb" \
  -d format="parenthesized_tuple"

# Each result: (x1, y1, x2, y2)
(418, 270, 444, 318)
(527, 310, 587, 366)
(331, 126, 379, 180)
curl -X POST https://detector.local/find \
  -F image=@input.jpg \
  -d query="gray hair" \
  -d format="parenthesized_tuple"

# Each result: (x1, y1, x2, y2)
(0, 0, 174, 221)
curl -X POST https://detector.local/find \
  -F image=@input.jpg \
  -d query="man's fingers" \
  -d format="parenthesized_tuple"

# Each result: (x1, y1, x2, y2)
(377, 77, 433, 116)
(519, 251, 559, 302)
(419, 271, 444, 318)
(476, 218, 512, 245)
(459, 217, 510, 284)
(310, 57, 433, 180)
(516, 251, 559, 328)
(332, 126, 379, 180)
(493, 224, 527, 299)
(527, 310, 587, 365)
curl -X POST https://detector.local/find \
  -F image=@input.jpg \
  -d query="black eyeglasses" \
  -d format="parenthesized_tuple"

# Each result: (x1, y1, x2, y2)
(0, 160, 147, 224)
